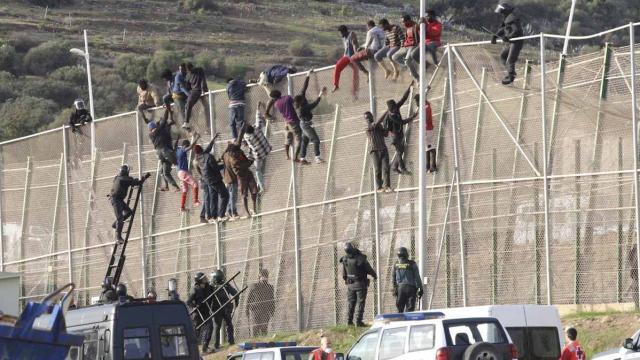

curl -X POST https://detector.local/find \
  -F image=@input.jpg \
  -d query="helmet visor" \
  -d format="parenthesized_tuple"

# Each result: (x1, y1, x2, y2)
(74, 100, 86, 110)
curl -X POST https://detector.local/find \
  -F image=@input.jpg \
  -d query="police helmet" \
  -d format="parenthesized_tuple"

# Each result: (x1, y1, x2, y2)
(495, 2, 514, 14)
(73, 98, 86, 111)
(119, 164, 130, 177)
(194, 271, 207, 284)
(212, 270, 225, 285)
(397, 247, 409, 260)
(344, 242, 357, 256)
(146, 289, 157, 300)
(102, 277, 113, 289)
(116, 283, 127, 297)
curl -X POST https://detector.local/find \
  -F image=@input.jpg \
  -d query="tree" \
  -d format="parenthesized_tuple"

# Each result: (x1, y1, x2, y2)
(0, 45, 20, 74)
(22, 79, 79, 106)
(23, 41, 75, 76)
(0, 96, 59, 141)
(146, 50, 186, 82)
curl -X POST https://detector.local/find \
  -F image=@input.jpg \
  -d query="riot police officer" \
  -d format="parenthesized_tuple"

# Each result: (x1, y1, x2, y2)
(109, 165, 150, 243)
(68, 98, 92, 133)
(491, 2, 524, 85)
(340, 242, 377, 326)
(100, 277, 117, 303)
(187, 272, 215, 353)
(211, 270, 238, 350)
(392, 247, 424, 313)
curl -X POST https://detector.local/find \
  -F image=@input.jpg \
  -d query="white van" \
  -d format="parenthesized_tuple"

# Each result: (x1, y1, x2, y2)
(593, 329, 640, 360)
(432, 305, 564, 360)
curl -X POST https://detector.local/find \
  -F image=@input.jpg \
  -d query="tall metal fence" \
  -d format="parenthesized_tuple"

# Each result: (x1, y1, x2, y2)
(0, 23, 639, 338)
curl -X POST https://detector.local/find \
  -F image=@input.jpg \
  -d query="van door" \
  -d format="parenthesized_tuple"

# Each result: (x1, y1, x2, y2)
(505, 327, 560, 360)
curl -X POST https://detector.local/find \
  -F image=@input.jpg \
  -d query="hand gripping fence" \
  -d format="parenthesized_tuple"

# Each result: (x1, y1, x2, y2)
(188, 271, 248, 330)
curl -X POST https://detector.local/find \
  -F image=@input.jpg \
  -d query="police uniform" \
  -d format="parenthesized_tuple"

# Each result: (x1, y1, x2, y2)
(340, 245, 378, 325)
(187, 282, 215, 351)
(393, 257, 424, 313)
(212, 282, 238, 348)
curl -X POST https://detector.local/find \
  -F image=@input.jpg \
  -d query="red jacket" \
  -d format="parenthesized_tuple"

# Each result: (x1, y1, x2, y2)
(425, 102, 434, 130)
(560, 341, 586, 360)
(426, 20, 442, 47)
(403, 21, 418, 47)
(311, 349, 336, 360)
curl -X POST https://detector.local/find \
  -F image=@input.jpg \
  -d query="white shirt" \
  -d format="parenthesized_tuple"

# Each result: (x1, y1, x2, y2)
(366, 26, 386, 51)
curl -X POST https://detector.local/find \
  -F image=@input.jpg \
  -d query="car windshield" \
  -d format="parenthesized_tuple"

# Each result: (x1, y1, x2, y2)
(444, 320, 507, 346)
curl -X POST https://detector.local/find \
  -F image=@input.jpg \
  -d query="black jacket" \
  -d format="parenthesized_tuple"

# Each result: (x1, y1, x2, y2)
(149, 117, 173, 151)
(110, 175, 142, 200)
(69, 109, 92, 127)
(246, 281, 275, 316)
(340, 249, 378, 287)
(496, 13, 523, 43)
(187, 283, 215, 317)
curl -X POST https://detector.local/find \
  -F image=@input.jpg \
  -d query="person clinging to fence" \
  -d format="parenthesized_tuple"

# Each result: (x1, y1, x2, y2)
(350, 20, 386, 77)
(211, 270, 238, 350)
(392, 15, 420, 80)
(365, 110, 392, 193)
(294, 69, 327, 164)
(176, 133, 201, 211)
(245, 269, 275, 337)
(340, 242, 377, 327)
(412, 9, 443, 73)
(192, 134, 220, 223)
(332, 25, 361, 97)
(68, 98, 92, 133)
(172, 63, 190, 123)
(148, 108, 180, 192)
(393, 247, 424, 313)
(226, 77, 248, 141)
(266, 89, 304, 163)
(184, 62, 209, 129)
(223, 125, 258, 218)
(491, 2, 524, 85)
(109, 164, 150, 244)
(137, 79, 161, 124)
(375, 18, 405, 80)
(309, 336, 336, 360)
(187, 272, 216, 354)
(243, 101, 272, 194)
(413, 93, 437, 173)
(385, 82, 418, 174)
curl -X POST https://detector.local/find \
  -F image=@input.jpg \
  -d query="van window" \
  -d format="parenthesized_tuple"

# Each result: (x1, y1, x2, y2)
(82, 330, 99, 360)
(529, 328, 560, 358)
(244, 353, 275, 360)
(123, 327, 152, 359)
(65, 347, 80, 360)
(409, 325, 435, 352)
(379, 327, 407, 360)
(160, 325, 190, 358)
(506, 328, 527, 358)
(445, 320, 507, 346)
(348, 331, 379, 360)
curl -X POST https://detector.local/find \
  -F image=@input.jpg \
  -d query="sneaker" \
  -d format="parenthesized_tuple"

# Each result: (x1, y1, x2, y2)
(180, 207, 187, 212)
(181, 123, 191, 130)
(376, 187, 384, 193)
(314, 156, 324, 164)
(298, 159, 310, 165)
(393, 168, 404, 175)
(217, 216, 229, 222)
(429, 166, 438, 173)
(384, 187, 393, 193)
(160, 187, 169, 192)
(356, 322, 367, 327)
(200, 217, 208, 224)
(116, 236, 125, 245)
(193, 201, 201, 208)
(208, 217, 218, 224)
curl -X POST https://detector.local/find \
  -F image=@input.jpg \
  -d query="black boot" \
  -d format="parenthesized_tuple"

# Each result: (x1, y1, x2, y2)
(502, 74, 516, 85)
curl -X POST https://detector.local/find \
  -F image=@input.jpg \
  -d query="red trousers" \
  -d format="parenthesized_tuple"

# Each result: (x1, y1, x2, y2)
(333, 56, 360, 96)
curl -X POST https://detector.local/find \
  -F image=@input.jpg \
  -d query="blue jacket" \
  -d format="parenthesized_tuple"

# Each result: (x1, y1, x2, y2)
(226, 79, 247, 102)
(172, 72, 189, 97)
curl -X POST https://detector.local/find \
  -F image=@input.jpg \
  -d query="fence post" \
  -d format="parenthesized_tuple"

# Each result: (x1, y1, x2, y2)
(135, 111, 148, 294)
(629, 23, 640, 307)
(372, 170, 381, 315)
(288, 74, 303, 331)
(208, 91, 216, 137)
(539, 33, 553, 305)
(46, 153, 65, 293)
(147, 160, 162, 289)
(0, 148, 4, 273)
(446, 45, 467, 306)
(18, 156, 32, 301)
(63, 128, 73, 283)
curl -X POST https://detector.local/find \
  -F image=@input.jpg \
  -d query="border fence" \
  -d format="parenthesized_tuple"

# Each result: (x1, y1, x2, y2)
(1, 23, 639, 338)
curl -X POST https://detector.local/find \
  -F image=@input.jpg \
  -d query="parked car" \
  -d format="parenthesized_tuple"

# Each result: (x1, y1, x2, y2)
(226, 342, 316, 360)
(593, 329, 640, 360)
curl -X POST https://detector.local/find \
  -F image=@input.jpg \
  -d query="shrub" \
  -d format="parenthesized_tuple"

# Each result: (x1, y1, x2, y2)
(0, 96, 59, 141)
(223, 58, 248, 79)
(49, 66, 87, 86)
(7, 34, 40, 53)
(325, 47, 343, 64)
(146, 50, 186, 82)
(23, 40, 75, 76)
(116, 54, 151, 83)
(22, 79, 79, 106)
(193, 50, 221, 76)
(27, 0, 73, 6)
(92, 68, 136, 117)
(288, 40, 314, 57)
(0, 45, 20, 74)
(182, 0, 217, 11)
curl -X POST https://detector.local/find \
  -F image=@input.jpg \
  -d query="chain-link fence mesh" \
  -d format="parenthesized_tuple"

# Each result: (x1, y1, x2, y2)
(1, 24, 640, 339)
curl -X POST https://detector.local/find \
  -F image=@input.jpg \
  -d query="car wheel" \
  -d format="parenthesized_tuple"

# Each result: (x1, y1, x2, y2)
(463, 342, 501, 360)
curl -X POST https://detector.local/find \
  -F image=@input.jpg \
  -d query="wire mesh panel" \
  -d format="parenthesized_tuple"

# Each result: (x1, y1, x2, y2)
(2, 25, 640, 341)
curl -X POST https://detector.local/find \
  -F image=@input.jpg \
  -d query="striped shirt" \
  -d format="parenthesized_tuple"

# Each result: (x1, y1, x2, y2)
(384, 25, 405, 48)
(243, 112, 272, 160)
(367, 123, 387, 153)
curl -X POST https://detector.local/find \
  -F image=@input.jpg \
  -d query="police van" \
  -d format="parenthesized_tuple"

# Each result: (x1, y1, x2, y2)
(35, 299, 200, 360)
(226, 342, 316, 360)
(342, 311, 518, 360)
(431, 305, 564, 360)
(593, 328, 640, 360)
